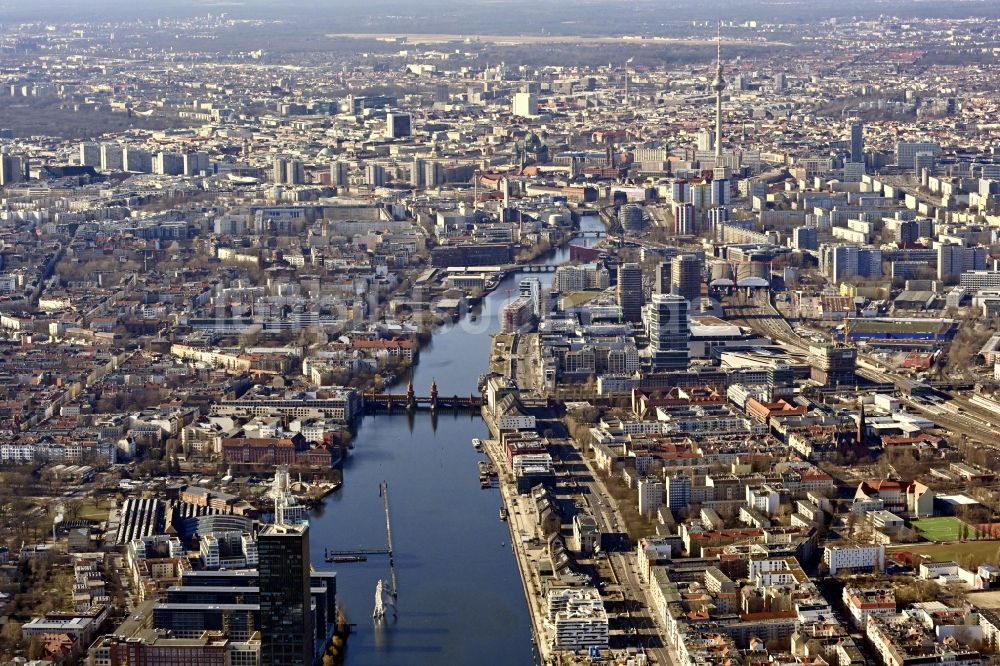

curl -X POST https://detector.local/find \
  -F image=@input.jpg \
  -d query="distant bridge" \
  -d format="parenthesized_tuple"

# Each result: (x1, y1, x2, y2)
(479, 263, 558, 274)
(570, 230, 607, 238)
(363, 380, 483, 412)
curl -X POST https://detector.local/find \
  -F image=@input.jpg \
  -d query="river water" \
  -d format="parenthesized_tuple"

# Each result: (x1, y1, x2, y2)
(309, 215, 605, 666)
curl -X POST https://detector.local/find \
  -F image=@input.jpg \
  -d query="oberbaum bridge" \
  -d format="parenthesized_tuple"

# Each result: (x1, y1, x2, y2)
(362, 379, 483, 413)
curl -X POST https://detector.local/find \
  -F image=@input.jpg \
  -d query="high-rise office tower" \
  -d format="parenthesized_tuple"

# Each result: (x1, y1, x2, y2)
(673, 202, 695, 235)
(273, 157, 304, 185)
(937, 243, 964, 283)
(793, 226, 819, 251)
(285, 160, 305, 185)
(654, 261, 671, 295)
(850, 122, 864, 163)
(808, 343, 856, 386)
(665, 474, 692, 510)
(183, 151, 209, 176)
(707, 206, 730, 235)
(648, 293, 689, 371)
(100, 143, 123, 171)
(331, 161, 350, 188)
(616, 263, 644, 323)
(843, 161, 865, 183)
(79, 142, 101, 167)
(696, 130, 715, 153)
(512, 92, 538, 118)
(520, 277, 543, 315)
(423, 161, 444, 188)
(273, 156, 288, 184)
(154, 151, 184, 176)
(123, 146, 152, 173)
(670, 180, 690, 204)
(964, 246, 988, 273)
(897, 220, 918, 246)
(914, 152, 936, 177)
(0, 153, 25, 186)
(365, 163, 386, 188)
(385, 112, 412, 139)
(671, 254, 702, 304)
(896, 141, 939, 173)
(259, 523, 314, 666)
(410, 158, 426, 188)
(710, 178, 730, 206)
(821, 244, 858, 282)
(820, 244, 882, 281)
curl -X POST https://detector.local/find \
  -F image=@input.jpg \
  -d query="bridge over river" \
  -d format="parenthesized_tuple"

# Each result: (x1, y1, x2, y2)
(363, 379, 484, 412)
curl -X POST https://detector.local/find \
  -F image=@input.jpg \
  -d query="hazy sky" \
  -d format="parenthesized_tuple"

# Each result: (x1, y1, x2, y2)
(1, 0, 998, 28)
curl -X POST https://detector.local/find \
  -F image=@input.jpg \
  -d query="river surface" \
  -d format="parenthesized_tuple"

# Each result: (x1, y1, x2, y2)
(308, 215, 605, 666)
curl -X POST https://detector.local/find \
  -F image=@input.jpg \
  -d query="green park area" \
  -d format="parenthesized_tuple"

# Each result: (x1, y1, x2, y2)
(910, 517, 975, 542)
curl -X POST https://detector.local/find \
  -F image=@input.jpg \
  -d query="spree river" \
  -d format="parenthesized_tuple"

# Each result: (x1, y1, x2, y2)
(309, 215, 605, 666)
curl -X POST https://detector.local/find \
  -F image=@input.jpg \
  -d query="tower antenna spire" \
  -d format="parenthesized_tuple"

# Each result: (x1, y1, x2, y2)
(717, 21, 722, 67)
(712, 21, 727, 161)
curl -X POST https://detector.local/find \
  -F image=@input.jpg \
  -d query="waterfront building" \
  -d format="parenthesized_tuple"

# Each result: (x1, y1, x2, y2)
(520, 277, 543, 315)
(259, 524, 313, 666)
(546, 587, 609, 651)
(619, 203, 646, 232)
(553, 263, 610, 291)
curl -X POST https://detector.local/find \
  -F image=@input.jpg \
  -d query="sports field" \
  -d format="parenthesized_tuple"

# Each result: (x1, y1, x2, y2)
(910, 517, 974, 542)
(891, 541, 1000, 567)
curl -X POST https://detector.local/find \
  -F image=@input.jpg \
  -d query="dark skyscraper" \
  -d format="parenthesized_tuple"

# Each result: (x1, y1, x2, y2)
(259, 523, 314, 666)
(0, 153, 26, 186)
(850, 121, 864, 163)
(670, 254, 702, 304)
(616, 263, 644, 323)
(386, 112, 412, 139)
(654, 261, 670, 295)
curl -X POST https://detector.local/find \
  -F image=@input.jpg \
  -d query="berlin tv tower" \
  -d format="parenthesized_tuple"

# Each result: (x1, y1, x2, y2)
(711, 22, 726, 161)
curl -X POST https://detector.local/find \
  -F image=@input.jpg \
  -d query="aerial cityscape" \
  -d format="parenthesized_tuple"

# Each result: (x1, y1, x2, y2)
(2, 1, 1000, 665)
